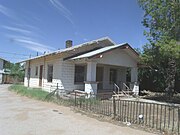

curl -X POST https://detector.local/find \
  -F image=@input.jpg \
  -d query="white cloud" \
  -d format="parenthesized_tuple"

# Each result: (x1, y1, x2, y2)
(0, 3, 57, 56)
(13, 23, 40, 31)
(0, 4, 12, 17)
(2, 25, 32, 34)
(2, 24, 45, 40)
(13, 38, 56, 53)
(4, 34, 33, 41)
(0, 4, 17, 20)
(49, 0, 74, 24)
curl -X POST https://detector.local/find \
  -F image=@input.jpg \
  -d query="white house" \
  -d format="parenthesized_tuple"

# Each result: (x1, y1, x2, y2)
(21, 37, 139, 95)
(0, 57, 8, 84)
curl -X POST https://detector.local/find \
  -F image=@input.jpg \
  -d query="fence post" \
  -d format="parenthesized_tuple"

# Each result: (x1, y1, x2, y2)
(75, 91, 77, 106)
(113, 96, 116, 119)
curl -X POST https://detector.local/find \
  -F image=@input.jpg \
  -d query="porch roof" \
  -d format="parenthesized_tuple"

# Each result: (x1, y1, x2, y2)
(70, 43, 139, 60)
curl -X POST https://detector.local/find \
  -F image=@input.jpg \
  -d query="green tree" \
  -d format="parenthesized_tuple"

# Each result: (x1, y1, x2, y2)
(138, 0, 180, 42)
(138, 0, 180, 97)
(5, 63, 25, 83)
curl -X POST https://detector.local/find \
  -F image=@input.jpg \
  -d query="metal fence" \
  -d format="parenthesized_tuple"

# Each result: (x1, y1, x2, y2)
(46, 87, 180, 134)
(74, 92, 180, 134)
(75, 96, 113, 116)
(115, 99, 180, 134)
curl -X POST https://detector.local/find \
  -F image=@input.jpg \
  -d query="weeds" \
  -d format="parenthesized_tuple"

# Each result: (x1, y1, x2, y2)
(9, 84, 49, 101)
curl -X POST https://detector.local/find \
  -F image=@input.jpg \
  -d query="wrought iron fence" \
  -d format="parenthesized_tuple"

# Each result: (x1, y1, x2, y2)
(115, 99, 180, 134)
(74, 91, 180, 134)
(45, 85, 180, 134)
(75, 95, 113, 116)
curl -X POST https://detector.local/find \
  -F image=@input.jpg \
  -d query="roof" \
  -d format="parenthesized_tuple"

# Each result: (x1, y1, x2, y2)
(0, 57, 8, 62)
(18, 37, 115, 63)
(70, 43, 139, 60)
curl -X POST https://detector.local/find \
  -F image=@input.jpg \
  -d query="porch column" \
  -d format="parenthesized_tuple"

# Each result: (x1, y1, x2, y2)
(131, 67, 139, 95)
(131, 67, 138, 82)
(85, 62, 97, 95)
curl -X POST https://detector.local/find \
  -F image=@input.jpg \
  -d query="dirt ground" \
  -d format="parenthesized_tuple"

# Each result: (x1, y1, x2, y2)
(0, 85, 156, 135)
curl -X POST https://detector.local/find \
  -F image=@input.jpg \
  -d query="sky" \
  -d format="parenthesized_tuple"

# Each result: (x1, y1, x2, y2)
(0, 0, 147, 63)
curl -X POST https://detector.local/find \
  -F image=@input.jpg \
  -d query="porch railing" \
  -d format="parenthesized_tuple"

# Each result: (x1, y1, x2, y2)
(113, 83, 130, 97)
(97, 81, 138, 97)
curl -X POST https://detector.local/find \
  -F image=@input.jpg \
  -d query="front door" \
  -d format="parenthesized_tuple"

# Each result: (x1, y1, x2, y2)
(39, 65, 43, 87)
(96, 67, 104, 90)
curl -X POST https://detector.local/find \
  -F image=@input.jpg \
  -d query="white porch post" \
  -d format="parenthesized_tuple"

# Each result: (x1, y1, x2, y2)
(130, 67, 139, 95)
(85, 62, 97, 95)
(131, 67, 138, 82)
(87, 62, 96, 82)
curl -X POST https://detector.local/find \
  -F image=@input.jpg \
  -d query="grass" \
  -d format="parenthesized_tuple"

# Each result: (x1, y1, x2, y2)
(9, 84, 75, 106)
(9, 84, 49, 101)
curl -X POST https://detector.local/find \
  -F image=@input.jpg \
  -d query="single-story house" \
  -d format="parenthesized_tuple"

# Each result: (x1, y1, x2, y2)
(20, 37, 139, 95)
(0, 57, 8, 84)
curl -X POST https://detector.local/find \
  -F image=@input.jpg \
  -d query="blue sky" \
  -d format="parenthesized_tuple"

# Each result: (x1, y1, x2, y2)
(0, 0, 147, 62)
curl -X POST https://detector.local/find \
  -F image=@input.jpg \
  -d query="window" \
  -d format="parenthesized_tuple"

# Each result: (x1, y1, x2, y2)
(35, 66, 38, 76)
(110, 68, 117, 84)
(74, 65, 86, 83)
(47, 64, 53, 82)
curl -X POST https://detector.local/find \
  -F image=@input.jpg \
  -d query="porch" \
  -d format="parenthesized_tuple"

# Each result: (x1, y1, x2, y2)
(75, 62, 139, 96)
(70, 43, 139, 96)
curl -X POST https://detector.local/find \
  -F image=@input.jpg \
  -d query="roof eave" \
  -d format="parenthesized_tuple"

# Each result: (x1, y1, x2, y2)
(17, 37, 115, 63)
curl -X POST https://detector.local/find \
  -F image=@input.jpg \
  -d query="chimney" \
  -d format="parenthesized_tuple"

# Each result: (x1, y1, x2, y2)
(66, 40, 73, 48)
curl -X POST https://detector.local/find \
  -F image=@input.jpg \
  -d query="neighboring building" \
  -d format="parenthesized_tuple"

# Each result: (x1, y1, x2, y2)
(20, 37, 139, 95)
(0, 57, 8, 84)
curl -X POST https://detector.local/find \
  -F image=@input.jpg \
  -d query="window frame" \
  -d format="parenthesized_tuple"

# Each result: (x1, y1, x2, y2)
(74, 65, 86, 84)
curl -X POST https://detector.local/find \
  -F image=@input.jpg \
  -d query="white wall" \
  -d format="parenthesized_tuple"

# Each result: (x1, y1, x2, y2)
(24, 58, 84, 92)
(60, 61, 84, 91)
(24, 62, 28, 87)
(24, 60, 44, 88)
(101, 65, 127, 90)
(97, 49, 137, 67)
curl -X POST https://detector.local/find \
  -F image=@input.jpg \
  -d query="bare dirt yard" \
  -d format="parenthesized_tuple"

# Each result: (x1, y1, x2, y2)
(0, 84, 156, 135)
